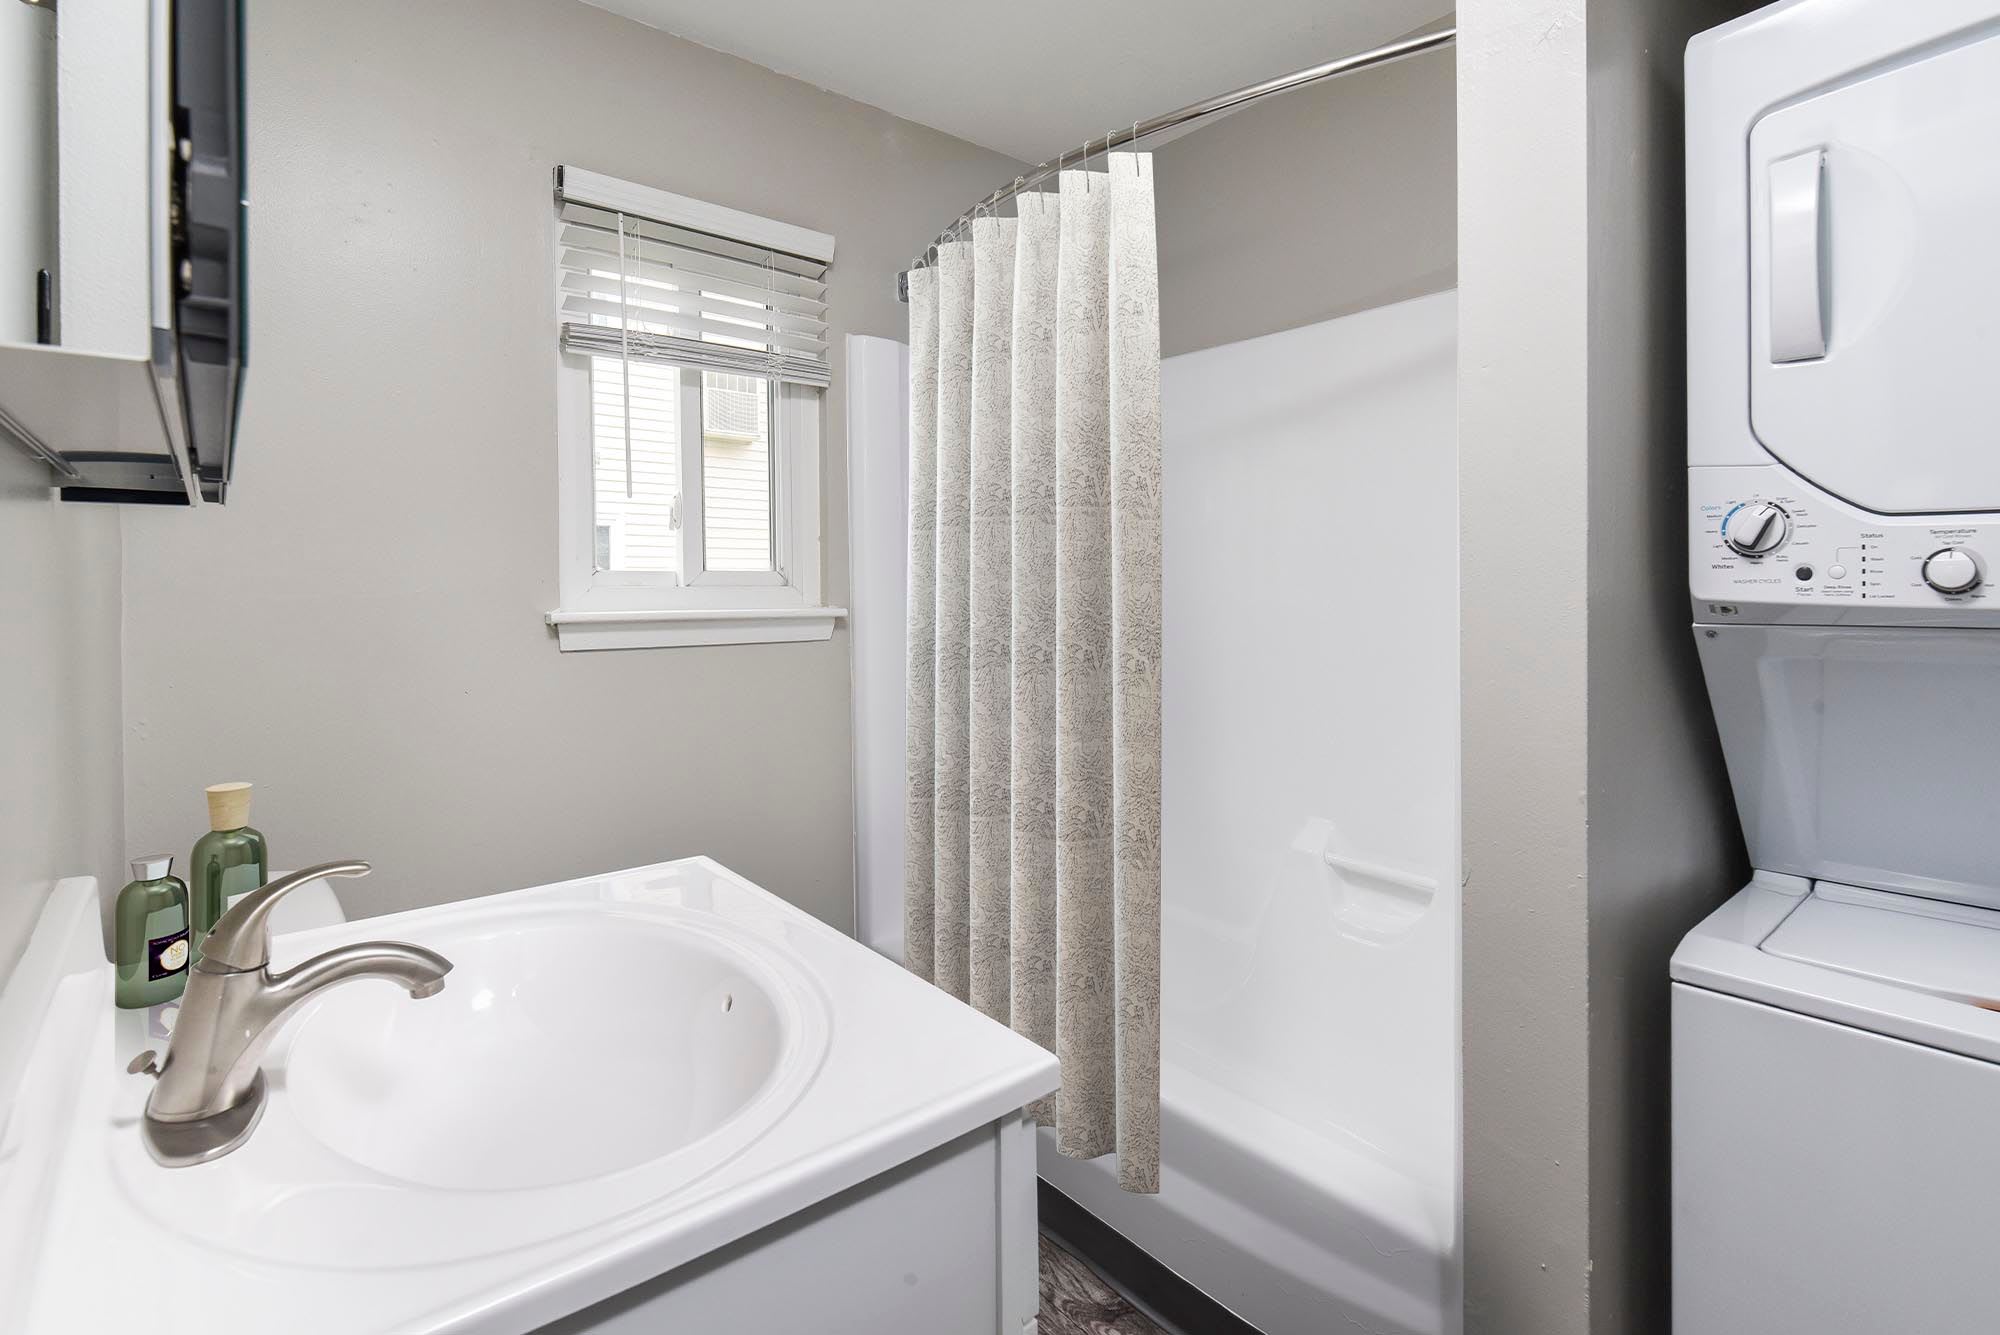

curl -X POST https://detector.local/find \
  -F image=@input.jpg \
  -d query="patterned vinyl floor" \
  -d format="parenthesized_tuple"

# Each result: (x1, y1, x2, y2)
(1039, 1232, 1170, 1335)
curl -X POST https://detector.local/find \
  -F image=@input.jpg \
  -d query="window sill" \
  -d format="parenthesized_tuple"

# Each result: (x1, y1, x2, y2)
(545, 606, 847, 651)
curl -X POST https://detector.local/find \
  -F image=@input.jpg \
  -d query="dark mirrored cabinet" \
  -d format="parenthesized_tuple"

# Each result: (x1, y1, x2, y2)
(0, 0, 245, 504)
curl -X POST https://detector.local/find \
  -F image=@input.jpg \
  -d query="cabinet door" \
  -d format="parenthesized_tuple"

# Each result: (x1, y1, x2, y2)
(1748, 30, 2000, 515)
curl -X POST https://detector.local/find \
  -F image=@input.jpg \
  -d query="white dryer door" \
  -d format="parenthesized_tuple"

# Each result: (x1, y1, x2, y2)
(1748, 29, 2000, 515)
(1697, 623, 2000, 909)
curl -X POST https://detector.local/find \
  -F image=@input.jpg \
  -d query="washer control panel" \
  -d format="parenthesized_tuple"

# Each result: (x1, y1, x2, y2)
(1692, 466, 2000, 624)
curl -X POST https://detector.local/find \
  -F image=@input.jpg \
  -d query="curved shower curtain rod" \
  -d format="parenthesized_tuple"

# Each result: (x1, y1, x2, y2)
(897, 23, 1457, 297)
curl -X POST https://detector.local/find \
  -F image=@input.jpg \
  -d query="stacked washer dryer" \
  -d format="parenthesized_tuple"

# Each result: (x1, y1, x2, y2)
(1675, 3, 2000, 1332)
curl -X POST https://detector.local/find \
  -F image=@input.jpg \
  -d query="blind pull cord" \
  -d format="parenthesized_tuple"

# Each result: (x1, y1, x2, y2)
(618, 214, 634, 500)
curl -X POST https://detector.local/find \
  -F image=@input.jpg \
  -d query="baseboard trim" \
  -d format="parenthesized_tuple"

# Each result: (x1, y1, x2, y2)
(1037, 1180, 1265, 1335)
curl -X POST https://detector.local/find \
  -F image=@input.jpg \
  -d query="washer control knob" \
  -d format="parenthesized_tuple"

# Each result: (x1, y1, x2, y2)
(1923, 547, 1983, 595)
(1724, 502, 1790, 557)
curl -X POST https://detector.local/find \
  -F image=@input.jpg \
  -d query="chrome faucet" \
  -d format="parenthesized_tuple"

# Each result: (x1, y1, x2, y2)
(128, 860, 452, 1167)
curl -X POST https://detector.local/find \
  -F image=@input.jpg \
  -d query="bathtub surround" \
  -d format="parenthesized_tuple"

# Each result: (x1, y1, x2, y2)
(904, 160, 1164, 1192)
(1039, 291, 1458, 1335)
(114, 0, 1024, 932)
(844, 44, 1461, 1322)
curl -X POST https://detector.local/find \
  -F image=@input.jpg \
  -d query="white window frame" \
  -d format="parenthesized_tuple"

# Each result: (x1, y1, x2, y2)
(546, 176, 844, 651)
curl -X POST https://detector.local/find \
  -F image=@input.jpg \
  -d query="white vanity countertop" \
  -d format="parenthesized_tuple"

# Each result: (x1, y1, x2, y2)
(0, 858, 1059, 1334)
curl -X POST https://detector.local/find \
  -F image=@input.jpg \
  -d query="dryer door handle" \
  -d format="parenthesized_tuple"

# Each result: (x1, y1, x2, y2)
(1768, 149, 1828, 363)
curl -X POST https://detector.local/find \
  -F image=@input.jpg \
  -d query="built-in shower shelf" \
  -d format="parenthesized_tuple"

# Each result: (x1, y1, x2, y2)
(1323, 848, 1436, 940)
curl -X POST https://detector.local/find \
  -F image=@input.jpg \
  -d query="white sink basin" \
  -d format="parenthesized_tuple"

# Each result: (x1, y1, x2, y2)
(285, 908, 792, 1191)
(107, 889, 831, 1269)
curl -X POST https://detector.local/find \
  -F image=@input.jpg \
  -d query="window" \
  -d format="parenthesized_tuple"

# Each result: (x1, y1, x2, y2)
(547, 166, 845, 650)
(701, 372, 774, 572)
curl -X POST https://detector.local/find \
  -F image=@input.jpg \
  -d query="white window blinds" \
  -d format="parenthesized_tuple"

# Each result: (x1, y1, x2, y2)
(555, 166, 834, 387)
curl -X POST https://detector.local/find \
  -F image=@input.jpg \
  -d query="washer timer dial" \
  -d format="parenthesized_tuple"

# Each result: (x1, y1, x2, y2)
(1923, 547, 1983, 595)
(1723, 501, 1791, 557)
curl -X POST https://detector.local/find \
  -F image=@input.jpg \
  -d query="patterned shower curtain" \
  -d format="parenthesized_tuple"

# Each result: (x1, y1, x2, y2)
(904, 156, 1163, 1193)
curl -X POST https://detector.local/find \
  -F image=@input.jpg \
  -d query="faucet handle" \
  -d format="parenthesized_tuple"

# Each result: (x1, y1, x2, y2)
(198, 860, 372, 972)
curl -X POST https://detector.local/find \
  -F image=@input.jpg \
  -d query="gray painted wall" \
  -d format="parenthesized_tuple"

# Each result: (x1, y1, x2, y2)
(1, 7, 120, 987)
(1581, 1, 1750, 1329)
(1154, 31, 1456, 358)
(0, 455, 124, 987)
(118, 0, 1021, 930)
(1459, 1, 1751, 1332)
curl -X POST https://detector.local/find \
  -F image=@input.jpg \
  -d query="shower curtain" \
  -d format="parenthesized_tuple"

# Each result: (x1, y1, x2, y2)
(904, 157, 1163, 1192)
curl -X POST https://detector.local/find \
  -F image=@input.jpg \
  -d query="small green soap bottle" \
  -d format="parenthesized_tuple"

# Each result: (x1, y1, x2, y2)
(189, 781, 269, 960)
(115, 855, 191, 1009)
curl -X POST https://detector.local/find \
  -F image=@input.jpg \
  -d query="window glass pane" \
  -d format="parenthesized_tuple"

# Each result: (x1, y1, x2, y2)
(591, 356, 679, 573)
(701, 371, 773, 572)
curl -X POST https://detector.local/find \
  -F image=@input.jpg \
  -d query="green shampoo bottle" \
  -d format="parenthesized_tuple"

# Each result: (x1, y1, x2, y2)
(189, 781, 269, 960)
(114, 855, 191, 1008)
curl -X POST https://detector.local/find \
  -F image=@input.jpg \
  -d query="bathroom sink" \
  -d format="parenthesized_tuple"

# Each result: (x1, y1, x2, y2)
(107, 885, 832, 1270)
(285, 909, 792, 1191)
(8, 858, 1057, 1335)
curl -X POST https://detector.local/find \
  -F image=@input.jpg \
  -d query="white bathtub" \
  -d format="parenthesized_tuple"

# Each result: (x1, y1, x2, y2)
(1040, 859, 1456, 1335)
(1041, 293, 1459, 1335)
(1040, 890, 1455, 1335)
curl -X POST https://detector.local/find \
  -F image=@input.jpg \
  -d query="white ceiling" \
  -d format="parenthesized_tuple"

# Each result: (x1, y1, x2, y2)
(579, 0, 1454, 162)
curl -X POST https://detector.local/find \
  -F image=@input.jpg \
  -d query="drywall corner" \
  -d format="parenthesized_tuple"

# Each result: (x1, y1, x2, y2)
(1457, 2, 1593, 1332)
